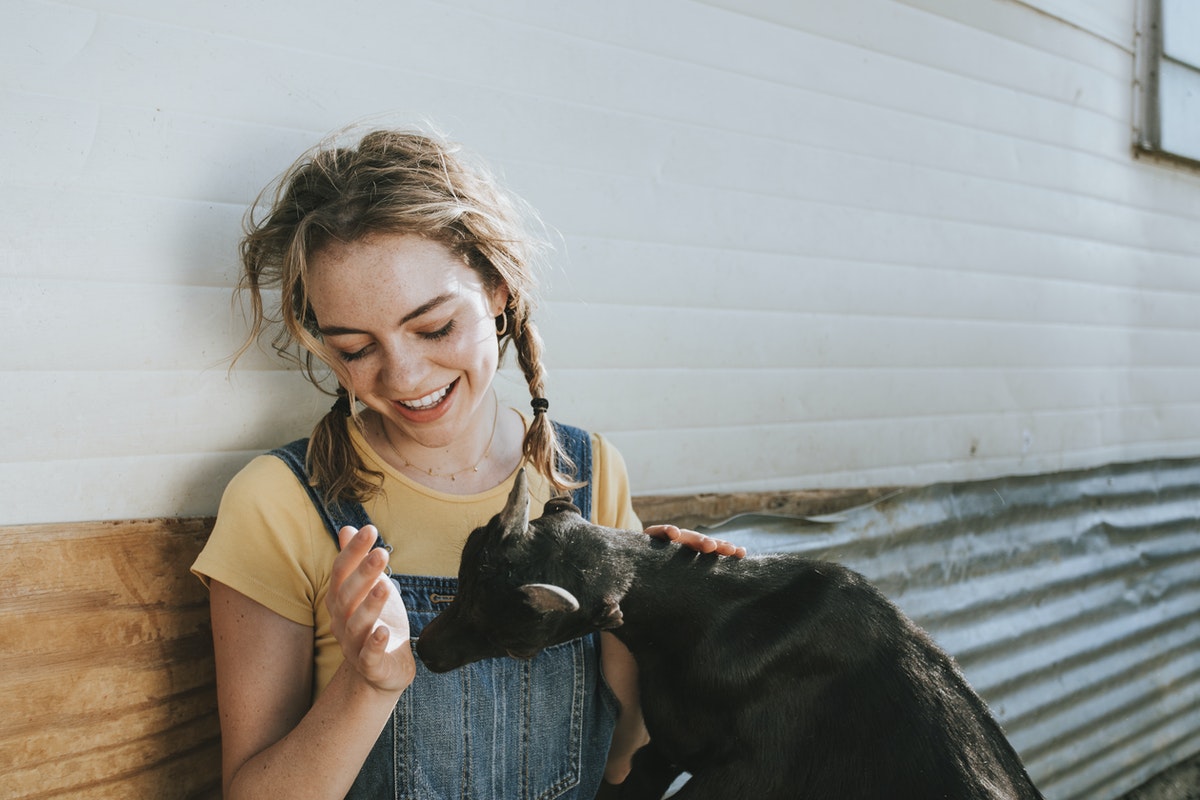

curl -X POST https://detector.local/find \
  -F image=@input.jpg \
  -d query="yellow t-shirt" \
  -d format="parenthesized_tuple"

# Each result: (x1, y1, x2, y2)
(191, 417, 641, 698)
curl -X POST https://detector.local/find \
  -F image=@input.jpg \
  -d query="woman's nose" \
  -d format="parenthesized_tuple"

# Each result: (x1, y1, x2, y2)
(378, 342, 427, 392)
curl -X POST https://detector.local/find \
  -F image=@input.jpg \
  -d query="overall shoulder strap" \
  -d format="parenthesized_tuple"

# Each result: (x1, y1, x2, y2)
(269, 438, 381, 551)
(551, 421, 593, 522)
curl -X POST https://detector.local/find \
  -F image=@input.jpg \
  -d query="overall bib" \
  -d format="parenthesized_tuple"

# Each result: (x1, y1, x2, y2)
(271, 421, 618, 799)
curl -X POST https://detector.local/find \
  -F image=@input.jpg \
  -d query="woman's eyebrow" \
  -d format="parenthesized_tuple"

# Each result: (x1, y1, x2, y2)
(317, 292, 455, 336)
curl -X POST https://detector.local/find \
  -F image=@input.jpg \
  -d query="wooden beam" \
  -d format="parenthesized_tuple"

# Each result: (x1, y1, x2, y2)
(0, 519, 220, 800)
(632, 487, 900, 530)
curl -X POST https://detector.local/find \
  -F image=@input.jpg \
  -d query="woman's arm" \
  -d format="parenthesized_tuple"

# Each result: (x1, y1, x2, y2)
(211, 526, 414, 799)
(600, 632, 651, 784)
(601, 525, 744, 783)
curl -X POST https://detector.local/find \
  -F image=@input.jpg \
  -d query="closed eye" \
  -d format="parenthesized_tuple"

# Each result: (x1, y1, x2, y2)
(419, 319, 455, 341)
(333, 320, 453, 361)
(338, 345, 373, 363)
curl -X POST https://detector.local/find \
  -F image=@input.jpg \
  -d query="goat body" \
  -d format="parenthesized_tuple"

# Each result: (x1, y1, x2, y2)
(416, 471, 1044, 800)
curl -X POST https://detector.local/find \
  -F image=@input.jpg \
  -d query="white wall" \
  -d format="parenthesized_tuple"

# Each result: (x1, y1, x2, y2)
(3, 0, 1199, 524)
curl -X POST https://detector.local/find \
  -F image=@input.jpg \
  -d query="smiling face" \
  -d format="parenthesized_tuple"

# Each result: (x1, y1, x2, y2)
(307, 232, 508, 451)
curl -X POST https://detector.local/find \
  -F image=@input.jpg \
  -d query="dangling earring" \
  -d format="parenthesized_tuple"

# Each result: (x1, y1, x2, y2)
(495, 311, 509, 337)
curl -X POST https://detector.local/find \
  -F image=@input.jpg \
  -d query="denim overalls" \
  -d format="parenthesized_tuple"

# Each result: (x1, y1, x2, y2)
(271, 422, 618, 799)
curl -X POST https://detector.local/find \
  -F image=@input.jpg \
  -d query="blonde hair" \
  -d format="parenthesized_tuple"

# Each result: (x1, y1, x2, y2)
(236, 128, 575, 503)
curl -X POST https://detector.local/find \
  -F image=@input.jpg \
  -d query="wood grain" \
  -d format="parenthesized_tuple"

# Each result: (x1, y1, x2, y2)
(0, 519, 220, 800)
(632, 486, 898, 530)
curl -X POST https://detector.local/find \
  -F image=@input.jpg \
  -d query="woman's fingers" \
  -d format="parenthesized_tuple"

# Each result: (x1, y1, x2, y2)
(354, 578, 416, 692)
(327, 526, 415, 692)
(343, 574, 391, 642)
(328, 527, 394, 657)
(644, 524, 747, 558)
(331, 527, 388, 613)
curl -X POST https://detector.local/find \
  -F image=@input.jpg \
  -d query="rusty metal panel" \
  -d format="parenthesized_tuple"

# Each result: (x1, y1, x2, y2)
(706, 457, 1200, 800)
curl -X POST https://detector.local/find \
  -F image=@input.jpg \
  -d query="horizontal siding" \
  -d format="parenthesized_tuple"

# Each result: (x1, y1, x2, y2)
(0, 187, 242, 286)
(609, 420, 1200, 495)
(546, 366, 1200, 428)
(4, 370, 328, 463)
(1, 278, 277, 372)
(547, 238, 1200, 315)
(533, 304, 1200, 371)
(897, 0, 1136, 60)
(2, 0, 1199, 527)
(0, 453, 258, 522)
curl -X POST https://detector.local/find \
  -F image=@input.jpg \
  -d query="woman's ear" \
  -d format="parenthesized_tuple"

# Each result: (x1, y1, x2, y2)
(490, 284, 511, 319)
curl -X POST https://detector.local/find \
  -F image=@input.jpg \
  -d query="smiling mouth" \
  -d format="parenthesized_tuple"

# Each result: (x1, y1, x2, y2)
(398, 380, 456, 410)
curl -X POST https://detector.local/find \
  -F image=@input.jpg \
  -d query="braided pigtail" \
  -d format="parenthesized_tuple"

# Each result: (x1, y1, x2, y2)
(306, 388, 383, 504)
(508, 315, 583, 492)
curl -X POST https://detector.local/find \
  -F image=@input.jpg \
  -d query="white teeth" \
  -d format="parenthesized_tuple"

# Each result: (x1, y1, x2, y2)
(399, 384, 451, 410)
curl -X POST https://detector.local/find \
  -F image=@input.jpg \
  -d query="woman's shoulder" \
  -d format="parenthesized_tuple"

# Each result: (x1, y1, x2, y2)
(210, 450, 316, 527)
(227, 447, 311, 494)
(216, 448, 332, 549)
(191, 447, 332, 625)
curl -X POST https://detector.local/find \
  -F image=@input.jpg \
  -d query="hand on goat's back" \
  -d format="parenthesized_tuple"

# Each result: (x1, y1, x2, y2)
(644, 524, 747, 558)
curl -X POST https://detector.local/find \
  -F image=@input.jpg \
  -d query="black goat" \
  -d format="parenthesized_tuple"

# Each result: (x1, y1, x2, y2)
(416, 470, 1044, 800)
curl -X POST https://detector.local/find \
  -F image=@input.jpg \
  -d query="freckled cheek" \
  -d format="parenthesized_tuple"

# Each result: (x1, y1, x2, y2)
(311, 346, 370, 395)
(339, 362, 380, 397)
(453, 323, 503, 368)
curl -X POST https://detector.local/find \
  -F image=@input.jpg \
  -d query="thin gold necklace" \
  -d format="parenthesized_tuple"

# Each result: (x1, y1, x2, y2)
(380, 394, 500, 481)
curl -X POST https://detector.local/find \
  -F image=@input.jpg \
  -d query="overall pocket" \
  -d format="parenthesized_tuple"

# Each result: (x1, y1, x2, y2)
(390, 635, 587, 799)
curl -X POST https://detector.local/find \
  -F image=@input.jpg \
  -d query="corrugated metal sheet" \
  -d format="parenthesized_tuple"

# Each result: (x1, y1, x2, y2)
(706, 457, 1200, 800)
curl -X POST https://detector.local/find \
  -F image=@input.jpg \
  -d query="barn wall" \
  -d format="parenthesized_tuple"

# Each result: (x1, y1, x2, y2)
(3, 0, 1198, 529)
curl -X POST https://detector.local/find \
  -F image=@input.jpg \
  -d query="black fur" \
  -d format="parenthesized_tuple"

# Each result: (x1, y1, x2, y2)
(416, 471, 1044, 800)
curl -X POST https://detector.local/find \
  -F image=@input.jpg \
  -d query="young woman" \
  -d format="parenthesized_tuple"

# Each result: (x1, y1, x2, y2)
(192, 128, 742, 799)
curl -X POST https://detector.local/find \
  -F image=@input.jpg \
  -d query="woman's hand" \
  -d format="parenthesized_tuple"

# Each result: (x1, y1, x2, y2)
(329, 526, 416, 694)
(644, 524, 747, 558)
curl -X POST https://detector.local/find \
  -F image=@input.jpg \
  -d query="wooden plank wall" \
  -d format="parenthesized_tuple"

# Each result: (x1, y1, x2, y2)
(0, 519, 219, 799)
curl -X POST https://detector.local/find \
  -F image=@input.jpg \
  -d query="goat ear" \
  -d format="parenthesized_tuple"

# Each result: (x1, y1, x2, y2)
(520, 583, 580, 615)
(499, 468, 531, 541)
(544, 494, 581, 516)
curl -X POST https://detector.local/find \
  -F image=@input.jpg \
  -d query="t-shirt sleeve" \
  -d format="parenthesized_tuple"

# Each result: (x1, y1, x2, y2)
(190, 454, 331, 627)
(590, 432, 642, 531)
